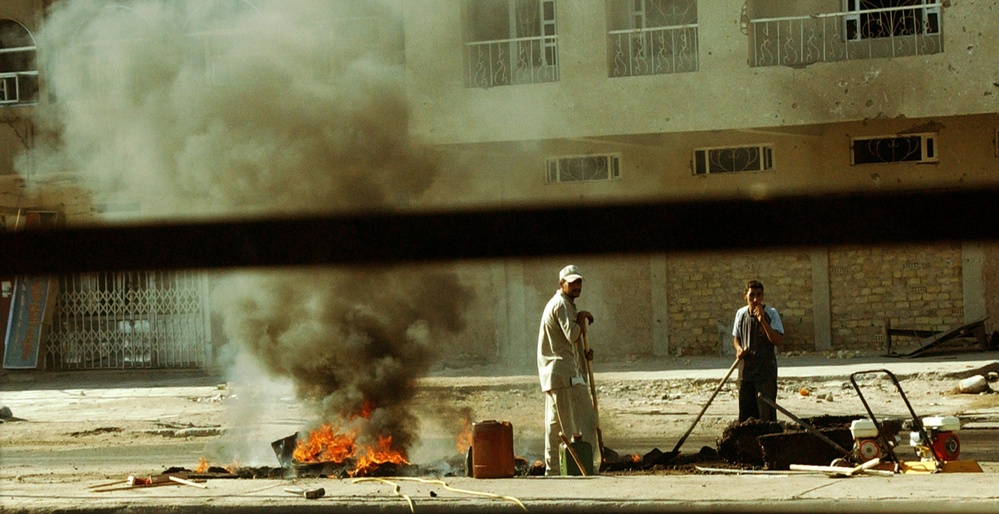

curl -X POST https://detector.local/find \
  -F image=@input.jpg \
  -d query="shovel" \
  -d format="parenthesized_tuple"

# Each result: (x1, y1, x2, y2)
(664, 358, 739, 462)
(581, 325, 605, 466)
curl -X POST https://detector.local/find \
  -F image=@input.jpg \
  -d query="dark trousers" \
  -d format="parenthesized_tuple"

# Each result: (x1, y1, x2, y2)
(738, 377, 778, 422)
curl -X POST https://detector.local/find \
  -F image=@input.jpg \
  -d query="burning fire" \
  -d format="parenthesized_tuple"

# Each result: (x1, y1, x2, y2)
(195, 457, 210, 473)
(455, 418, 473, 454)
(293, 420, 409, 477)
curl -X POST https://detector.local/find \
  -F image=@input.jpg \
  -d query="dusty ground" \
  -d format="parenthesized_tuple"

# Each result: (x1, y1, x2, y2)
(2, 354, 998, 485)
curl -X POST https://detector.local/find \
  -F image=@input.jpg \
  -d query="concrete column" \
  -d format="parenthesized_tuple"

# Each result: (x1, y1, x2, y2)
(502, 259, 530, 368)
(490, 261, 509, 360)
(962, 242, 987, 322)
(810, 248, 832, 351)
(650, 253, 670, 357)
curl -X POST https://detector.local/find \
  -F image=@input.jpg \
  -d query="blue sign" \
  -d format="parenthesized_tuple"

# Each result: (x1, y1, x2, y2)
(3, 276, 52, 369)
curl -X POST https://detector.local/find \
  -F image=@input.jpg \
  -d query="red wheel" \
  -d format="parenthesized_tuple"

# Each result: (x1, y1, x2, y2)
(857, 439, 881, 460)
(932, 432, 960, 461)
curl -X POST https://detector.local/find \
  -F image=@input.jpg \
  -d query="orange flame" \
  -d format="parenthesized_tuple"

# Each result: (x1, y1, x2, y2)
(292, 423, 356, 463)
(195, 457, 210, 473)
(456, 419, 473, 454)
(353, 435, 409, 477)
(292, 415, 409, 477)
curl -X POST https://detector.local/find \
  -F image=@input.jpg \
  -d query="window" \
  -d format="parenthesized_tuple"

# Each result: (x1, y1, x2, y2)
(0, 19, 38, 105)
(545, 154, 620, 184)
(843, 0, 940, 41)
(607, 0, 698, 77)
(185, 0, 263, 85)
(693, 144, 774, 175)
(465, 0, 558, 88)
(851, 133, 937, 165)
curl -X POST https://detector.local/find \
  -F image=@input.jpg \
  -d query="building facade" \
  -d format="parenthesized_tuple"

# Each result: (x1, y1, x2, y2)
(1, 0, 997, 372)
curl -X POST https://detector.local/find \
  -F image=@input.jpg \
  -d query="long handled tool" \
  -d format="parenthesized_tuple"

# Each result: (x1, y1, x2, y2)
(666, 358, 740, 461)
(558, 431, 589, 476)
(581, 326, 604, 466)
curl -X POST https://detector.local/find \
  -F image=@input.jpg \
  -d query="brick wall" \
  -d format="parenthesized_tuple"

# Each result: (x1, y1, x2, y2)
(665, 251, 814, 356)
(829, 244, 964, 352)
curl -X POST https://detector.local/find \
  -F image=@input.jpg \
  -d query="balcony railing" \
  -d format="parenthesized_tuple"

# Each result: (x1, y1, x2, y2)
(466, 35, 558, 88)
(609, 24, 698, 77)
(750, 3, 942, 67)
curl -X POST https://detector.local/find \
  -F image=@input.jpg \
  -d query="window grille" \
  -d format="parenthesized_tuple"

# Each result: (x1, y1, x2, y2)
(851, 133, 937, 165)
(43, 270, 210, 370)
(465, 0, 559, 88)
(0, 20, 38, 105)
(607, 0, 698, 77)
(693, 144, 774, 175)
(0, 73, 17, 103)
(545, 154, 621, 184)
(749, 2, 943, 67)
(843, 0, 940, 41)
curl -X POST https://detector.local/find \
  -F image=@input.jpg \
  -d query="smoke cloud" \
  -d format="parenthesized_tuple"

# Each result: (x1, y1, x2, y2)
(27, 0, 474, 457)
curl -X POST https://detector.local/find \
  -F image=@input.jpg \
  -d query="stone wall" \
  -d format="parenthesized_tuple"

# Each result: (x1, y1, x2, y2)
(829, 244, 964, 352)
(664, 251, 814, 357)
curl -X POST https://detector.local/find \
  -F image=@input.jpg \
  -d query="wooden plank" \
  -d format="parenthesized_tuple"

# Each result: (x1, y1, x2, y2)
(903, 318, 987, 358)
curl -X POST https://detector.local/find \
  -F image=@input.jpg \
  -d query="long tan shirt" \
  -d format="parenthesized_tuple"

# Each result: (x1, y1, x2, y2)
(537, 290, 585, 392)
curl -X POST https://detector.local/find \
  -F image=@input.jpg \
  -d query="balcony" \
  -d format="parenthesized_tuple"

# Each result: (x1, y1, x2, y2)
(608, 24, 698, 77)
(749, 3, 942, 68)
(465, 35, 559, 88)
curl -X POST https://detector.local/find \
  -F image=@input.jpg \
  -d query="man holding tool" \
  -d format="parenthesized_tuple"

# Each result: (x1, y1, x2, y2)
(537, 264, 598, 475)
(732, 280, 784, 422)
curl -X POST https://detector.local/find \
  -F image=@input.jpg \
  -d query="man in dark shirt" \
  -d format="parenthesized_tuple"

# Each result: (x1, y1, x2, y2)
(732, 280, 784, 422)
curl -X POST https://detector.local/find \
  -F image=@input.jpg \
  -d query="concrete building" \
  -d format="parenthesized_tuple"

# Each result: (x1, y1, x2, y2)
(1, 0, 997, 373)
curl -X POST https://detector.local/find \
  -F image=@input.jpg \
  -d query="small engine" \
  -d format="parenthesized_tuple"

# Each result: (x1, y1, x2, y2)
(850, 419, 886, 461)
(908, 416, 961, 461)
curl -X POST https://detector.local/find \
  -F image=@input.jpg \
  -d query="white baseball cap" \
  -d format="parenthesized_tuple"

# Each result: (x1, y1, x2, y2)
(559, 265, 584, 283)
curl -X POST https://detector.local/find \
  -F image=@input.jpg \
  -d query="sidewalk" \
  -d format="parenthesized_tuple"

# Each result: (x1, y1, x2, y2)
(3, 469, 998, 513)
(3, 352, 999, 513)
(419, 351, 999, 388)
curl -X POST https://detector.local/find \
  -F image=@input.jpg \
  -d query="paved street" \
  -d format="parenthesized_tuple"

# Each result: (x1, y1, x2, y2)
(2, 353, 999, 513)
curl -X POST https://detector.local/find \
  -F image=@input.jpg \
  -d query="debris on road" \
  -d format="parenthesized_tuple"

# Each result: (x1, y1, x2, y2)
(959, 375, 990, 394)
(89, 472, 207, 492)
(284, 486, 325, 499)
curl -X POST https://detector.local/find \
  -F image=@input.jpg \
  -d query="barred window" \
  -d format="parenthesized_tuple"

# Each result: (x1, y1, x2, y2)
(545, 154, 620, 184)
(693, 144, 774, 175)
(851, 133, 937, 165)
(0, 19, 38, 105)
(465, 0, 559, 88)
(607, 0, 698, 77)
(843, 0, 941, 41)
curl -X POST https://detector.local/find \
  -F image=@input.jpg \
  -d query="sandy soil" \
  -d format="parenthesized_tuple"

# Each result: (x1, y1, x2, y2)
(3, 356, 997, 485)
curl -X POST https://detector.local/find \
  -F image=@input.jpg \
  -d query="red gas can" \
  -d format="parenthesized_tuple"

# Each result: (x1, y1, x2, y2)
(471, 420, 514, 478)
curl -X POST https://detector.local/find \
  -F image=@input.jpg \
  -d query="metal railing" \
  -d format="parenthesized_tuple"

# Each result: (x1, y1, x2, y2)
(43, 271, 209, 370)
(608, 24, 698, 77)
(750, 3, 942, 67)
(466, 35, 558, 88)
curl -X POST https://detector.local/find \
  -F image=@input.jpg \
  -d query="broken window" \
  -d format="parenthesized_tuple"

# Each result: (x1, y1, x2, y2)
(851, 133, 938, 165)
(464, 0, 558, 88)
(607, 0, 698, 77)
(0, 19, 38, 105)
(545, 154, 621, 184)
(843, 0, 941, 41)
(693, 144, 774, 175)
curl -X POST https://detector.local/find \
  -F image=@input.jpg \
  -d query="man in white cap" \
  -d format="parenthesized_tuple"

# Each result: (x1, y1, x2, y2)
(537, 264, 598, 475)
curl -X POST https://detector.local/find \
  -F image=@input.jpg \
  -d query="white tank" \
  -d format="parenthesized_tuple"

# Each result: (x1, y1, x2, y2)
(850, 419, 879, 439)
(921, 416, 961, 432)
